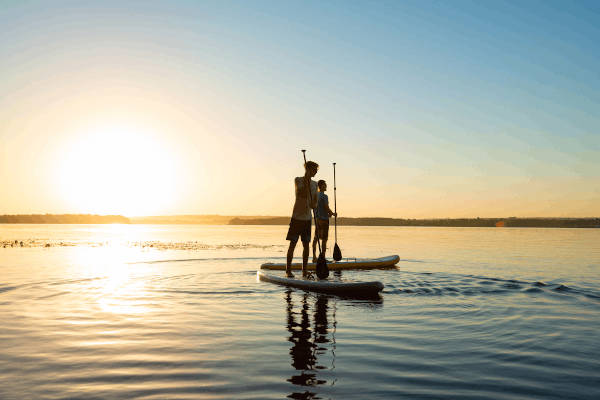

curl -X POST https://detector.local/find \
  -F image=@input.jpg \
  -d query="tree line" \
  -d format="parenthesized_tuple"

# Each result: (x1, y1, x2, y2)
(229, 217, 600, 228)
(0, 214, 130, 224)
(2, 214, 598, 227)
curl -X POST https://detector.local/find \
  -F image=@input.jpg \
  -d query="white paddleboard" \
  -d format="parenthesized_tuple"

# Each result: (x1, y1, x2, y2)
(258, 270, 384, 295)
(260, 255, 399, 271)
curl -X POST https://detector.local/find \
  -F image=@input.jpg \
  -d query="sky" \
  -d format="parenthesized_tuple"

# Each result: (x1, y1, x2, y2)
(1, 0, 599, 218)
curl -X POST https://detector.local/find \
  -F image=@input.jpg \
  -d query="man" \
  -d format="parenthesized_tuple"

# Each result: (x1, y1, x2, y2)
(286, 160, 319, 277)
(312, 180, 336, 263)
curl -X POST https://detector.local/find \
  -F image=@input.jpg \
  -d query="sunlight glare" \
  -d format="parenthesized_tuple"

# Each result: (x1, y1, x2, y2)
(57, 124, 179, 216)
(68, 245, 154, 315)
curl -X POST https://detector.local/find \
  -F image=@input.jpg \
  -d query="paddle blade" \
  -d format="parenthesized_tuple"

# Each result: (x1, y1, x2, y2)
(333, 243, 342, 261)
(316, 252, 329, 279)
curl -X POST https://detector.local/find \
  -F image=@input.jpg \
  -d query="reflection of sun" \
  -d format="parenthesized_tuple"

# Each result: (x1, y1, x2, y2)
(57, 124, 180, 216)
(69, 245, 153, 315)
(98, 277, 150, 315)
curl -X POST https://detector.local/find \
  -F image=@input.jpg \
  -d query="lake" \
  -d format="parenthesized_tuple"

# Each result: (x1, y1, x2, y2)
(1, 224, 599, 399)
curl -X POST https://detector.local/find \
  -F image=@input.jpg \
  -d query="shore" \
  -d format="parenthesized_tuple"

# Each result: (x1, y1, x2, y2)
(1, 214, 599, 228)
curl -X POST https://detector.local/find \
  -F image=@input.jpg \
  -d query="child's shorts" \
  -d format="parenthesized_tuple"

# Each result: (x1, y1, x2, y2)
(315, 218, 329, 240)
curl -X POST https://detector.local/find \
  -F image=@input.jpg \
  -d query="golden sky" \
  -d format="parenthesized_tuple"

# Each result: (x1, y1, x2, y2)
(1, 1, 598, 218)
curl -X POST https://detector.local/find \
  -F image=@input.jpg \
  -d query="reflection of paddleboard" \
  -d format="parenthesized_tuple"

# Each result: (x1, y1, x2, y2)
(258, 270, 384, 295)
(260, 255, 399, 271)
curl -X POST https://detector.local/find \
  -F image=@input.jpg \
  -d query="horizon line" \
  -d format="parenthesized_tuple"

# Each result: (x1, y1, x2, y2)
(1, 213, 599, 220)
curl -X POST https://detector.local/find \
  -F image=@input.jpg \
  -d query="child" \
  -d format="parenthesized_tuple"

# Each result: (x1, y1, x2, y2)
(312, 180, 336, 263)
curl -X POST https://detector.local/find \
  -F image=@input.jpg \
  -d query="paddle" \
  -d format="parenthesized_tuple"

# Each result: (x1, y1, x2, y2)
(302, 150, 329, 279)
(332, 162, 342, 261)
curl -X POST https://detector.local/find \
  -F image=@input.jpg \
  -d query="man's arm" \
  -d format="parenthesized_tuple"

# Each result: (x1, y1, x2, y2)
(300, 178, 317, 208)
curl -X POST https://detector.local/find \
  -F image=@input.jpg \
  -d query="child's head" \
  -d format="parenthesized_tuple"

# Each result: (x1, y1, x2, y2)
(318, 180, 327, 192)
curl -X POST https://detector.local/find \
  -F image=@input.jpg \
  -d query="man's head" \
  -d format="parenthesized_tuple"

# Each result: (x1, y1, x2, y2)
(318, 180, 327, 192)
(304, 161, 319, 177)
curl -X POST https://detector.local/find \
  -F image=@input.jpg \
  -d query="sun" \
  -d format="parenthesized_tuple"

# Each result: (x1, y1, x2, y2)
(57, 124, 180, 216)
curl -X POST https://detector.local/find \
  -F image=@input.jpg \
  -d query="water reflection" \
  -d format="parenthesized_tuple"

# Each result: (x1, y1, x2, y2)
(283, 274, 385, 399)
(285, 289, 331, 399)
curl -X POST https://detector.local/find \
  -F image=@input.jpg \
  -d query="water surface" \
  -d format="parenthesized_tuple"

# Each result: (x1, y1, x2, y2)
(1, 225, 599, 399)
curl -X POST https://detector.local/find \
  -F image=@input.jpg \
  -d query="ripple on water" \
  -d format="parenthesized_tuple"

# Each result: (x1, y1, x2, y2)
(1, 226, 600, 400)
(385, 271, 600, 305)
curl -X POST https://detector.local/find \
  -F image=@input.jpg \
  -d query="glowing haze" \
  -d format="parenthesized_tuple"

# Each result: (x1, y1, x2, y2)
(1, 1, 598, 218)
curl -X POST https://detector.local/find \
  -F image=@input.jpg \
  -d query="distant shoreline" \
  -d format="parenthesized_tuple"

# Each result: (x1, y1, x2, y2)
(0, 214, 129, 224)
(1, 214, 599, 228)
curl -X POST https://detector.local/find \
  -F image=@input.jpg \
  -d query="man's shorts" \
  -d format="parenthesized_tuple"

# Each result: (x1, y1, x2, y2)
(315, 218, 329, 241)
(286, 218, 311, 244)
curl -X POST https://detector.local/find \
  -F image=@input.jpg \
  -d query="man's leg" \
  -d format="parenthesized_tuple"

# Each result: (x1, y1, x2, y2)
(321, 238, 328, 258)
(286, 241, 297, 277)
(301, 241, 310, 276)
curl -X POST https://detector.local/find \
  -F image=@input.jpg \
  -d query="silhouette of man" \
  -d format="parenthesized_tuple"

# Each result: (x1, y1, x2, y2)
(286, 161, 318, 277)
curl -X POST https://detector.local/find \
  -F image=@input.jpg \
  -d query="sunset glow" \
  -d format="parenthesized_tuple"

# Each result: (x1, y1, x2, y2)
(56, 124, 180, 216)
(1, 2, 599, 400)
(0, 1, 598, 218)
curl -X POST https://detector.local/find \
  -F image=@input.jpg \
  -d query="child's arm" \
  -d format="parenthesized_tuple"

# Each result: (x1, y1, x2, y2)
(325, 197, 337, 217)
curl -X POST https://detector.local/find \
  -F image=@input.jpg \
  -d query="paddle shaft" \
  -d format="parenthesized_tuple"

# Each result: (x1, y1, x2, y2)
(333, 162, 337, 243)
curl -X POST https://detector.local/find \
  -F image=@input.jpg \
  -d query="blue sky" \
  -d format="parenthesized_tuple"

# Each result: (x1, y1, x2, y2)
(1, 0, 598, 216)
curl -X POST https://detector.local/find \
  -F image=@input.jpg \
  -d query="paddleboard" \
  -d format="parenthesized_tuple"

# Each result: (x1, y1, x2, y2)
(260, 255, 399, 271)
(258, 270, 384, 295)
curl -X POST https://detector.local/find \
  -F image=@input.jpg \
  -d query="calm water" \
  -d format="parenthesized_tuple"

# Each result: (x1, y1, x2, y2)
(1, 224, 599, 399)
